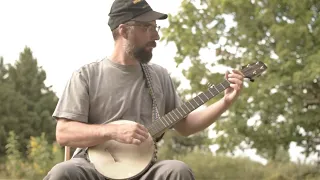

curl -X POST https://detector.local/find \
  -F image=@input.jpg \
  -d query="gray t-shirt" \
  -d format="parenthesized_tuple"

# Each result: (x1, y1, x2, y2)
(53, 58, 181, 131)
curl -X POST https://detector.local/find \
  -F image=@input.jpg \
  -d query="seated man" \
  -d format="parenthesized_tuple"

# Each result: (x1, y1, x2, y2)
(44, 0, 244, 179)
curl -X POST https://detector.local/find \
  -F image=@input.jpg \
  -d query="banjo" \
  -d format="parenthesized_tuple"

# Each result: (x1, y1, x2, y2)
(87, 61, 267, 179)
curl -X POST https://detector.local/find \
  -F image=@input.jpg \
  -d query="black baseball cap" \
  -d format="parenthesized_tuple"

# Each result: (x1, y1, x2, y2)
(108, 0, 168, 30)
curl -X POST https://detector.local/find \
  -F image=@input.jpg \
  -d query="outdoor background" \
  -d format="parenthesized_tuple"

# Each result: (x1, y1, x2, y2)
(0, 0, 319, 179)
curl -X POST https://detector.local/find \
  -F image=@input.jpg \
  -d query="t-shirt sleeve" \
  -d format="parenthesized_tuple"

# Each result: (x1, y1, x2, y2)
(52, 70, 89, 123)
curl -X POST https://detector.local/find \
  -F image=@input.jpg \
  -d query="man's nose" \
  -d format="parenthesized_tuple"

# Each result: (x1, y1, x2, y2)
(150, 31, 160, 41)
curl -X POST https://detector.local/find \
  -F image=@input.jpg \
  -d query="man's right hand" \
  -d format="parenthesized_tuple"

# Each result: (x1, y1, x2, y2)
(109, 123, 149, 145)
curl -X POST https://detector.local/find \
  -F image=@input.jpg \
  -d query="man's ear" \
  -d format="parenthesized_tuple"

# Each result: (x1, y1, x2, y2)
(119, 24, 129, 39)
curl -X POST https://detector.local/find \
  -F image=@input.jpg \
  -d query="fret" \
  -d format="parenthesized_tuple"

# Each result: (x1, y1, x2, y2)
(168, 114, 175, 123)
(181, 105, 188, 114)
(187, 102, 195, 110)
(202, 91, 209, 99)
(152, 126, 158, 136)
(213, 86, 220, 93)
(221, 83, 225, 89)
(172, 111, 180, 119)
(196, 95, 204, 103)
(180, 106, 187, 114)
(217, 83, 225, 92)
(162, 116, 170, 126)
(196, 96, 203, 104)
(157, 118, 165, 128)
(191, 101, 197, 109)
(222, 80, 230, 87)
(157, 123, 165, 135)
(186, 102, 193, 112)
(150, 123, 158, 136)
(206, 90, 214, 98)
(208, 88, 215, 96)
(159, 118, 167, 127)
(183, 104, 191, 112)
(168, 113, 175, 123)
(198, 93, 206, 102)
(152, 126, 160, 136)
(194, 98, 200, 107)
(152, 123, 160, 135)
(166, 115, 174, 124)
(156, 121, 164, 130)
(193, 98, 200, 106)
(176, 108, 183, 117)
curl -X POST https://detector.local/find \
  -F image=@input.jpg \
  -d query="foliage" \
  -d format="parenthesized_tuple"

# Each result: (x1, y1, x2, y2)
(2, 134, 320, 180)
(157, 129, 211, 160)
(4, 131, 63, 179)
(5, 131, 26, 178)
(162, 0, 320, 160)
(0, 47, 58, 156)
(176, 151, 320, 180)
(264, 161, 320, 180)
(180, 152, 266, 180)
(26, 133, 63, 179)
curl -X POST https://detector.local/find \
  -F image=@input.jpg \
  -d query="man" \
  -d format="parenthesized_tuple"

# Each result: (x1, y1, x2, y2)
(44, 0, 244, 179)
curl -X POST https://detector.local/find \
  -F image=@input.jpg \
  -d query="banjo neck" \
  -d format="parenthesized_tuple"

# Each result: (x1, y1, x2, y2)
(146, 61, 268, 139)
(146, 80, 231, 138)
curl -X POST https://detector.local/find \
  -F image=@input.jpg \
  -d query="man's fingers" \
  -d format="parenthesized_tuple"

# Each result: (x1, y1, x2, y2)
(228, 73, 244, 80)
(132, 132, 147, 142)
(137, 124, 148, 132)
(136, 128, 149, 139)
(131, 138, 141, 145)
(227, 78, 243, 86)
(230, 84, 242, 91)
(136, 124, 149, 138)
(232, 69, 244, 76)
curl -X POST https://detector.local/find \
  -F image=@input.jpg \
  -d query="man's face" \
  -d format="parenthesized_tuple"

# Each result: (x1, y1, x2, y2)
(125, 21, 160, 64)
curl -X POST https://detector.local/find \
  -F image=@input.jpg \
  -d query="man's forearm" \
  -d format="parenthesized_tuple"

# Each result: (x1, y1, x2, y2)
(174, 98, 231, 136)
(56, 119, 114, 148)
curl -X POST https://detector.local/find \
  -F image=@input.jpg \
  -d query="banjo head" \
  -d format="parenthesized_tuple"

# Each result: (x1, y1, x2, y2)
(87, 120, 156, 180)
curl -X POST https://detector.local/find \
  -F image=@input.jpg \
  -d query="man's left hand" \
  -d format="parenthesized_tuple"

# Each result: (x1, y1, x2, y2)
(224, 69, 244, 105)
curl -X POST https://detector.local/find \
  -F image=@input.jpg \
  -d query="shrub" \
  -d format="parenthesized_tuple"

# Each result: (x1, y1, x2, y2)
(4, 131, 63, 179)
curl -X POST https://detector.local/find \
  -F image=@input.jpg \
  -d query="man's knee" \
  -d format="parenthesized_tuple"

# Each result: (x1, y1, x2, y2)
(44, 161, 77, 180)
(162, 160, 194, 178)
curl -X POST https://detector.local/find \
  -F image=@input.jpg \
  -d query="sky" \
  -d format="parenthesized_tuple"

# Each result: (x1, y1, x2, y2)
(0, 0, 184, 97)
(0, 0, 318, 165)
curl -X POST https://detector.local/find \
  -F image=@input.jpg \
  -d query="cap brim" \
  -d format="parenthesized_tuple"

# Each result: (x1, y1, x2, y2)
(132, 10, 168, 22)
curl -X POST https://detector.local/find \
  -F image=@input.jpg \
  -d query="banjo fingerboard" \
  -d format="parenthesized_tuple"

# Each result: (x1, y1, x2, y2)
(146, 80, 230, 137)
(146, 61, 268, 139)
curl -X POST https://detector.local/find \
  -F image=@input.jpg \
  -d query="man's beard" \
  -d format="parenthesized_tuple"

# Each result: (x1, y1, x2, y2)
(126, 40, 156, 64)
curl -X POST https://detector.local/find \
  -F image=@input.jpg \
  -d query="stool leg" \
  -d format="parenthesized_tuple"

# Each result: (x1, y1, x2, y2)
(64, 146, 71, 161)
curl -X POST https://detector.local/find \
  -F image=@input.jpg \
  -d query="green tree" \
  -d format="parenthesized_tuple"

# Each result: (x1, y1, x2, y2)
(0, 57, 28, 156)
(0, 47, 58, 156)
(0, 57, 8, 154)
(162, 0, 320, 160)
(0, 57, 7, 82)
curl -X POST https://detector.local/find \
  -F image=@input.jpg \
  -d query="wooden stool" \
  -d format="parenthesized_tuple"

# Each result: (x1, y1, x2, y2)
(64, 146, 71, 161)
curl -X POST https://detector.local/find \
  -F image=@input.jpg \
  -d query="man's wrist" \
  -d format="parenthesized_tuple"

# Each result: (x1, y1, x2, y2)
(222, 97, 233, 107)
(99, 124, 115, 141)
